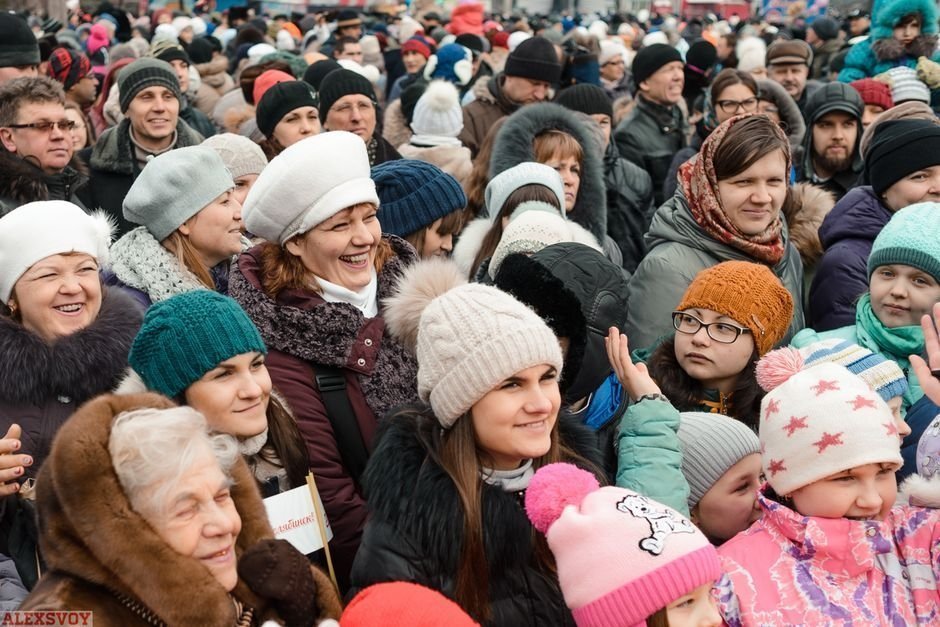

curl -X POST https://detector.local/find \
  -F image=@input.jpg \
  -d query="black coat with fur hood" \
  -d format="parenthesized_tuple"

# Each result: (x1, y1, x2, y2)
(489, 103, 608, 245)
(0, 150, 88, 217)
(0, 288, 142, 479)
(349, 408, 602, 626)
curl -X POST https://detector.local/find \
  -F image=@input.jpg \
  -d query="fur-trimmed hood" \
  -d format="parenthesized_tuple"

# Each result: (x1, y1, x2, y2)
(782, 182, 837, 267)
(871, 0, 938, 39)
(899, 473, 940, 507)
(489, 102, 608, 243)
(0, 288, 142, 406)
(870, 33, 939, 62)
(382, 98, 412, 151)
(756, 79, 806, 151)
(89, 118, 203, 175)
(195, 55, 232, 85)
(0, 150, 87, 214)
(25, 392, 275, 624)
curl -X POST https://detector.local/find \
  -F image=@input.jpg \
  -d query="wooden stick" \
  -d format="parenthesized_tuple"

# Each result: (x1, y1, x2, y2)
(306, 471, 338, 591)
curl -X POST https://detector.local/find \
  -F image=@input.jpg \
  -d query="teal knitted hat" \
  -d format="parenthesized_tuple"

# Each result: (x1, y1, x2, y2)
(868, 202, 940, 283)
(129, 290, 267, 399)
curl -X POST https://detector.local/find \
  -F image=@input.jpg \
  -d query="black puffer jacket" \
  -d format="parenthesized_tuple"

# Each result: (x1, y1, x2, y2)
(350, 409, 602, 626)
(603, 141, 654, 273)
(0, 151, 87, 216)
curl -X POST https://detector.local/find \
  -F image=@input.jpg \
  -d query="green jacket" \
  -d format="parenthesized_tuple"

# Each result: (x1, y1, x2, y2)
(626, 187, 805, 352)
(615, 397, 690, 516)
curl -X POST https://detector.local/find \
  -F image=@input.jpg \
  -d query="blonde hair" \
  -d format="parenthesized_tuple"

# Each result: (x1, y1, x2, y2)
(162, 231, 215, 289)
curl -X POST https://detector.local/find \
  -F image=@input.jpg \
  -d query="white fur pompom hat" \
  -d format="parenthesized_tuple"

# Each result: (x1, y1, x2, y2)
(383, 257, 563, 428)
(0, 201, 114, 303)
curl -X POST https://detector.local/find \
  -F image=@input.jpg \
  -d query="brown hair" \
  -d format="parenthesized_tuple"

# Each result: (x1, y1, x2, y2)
(0, 76, 66, 126)
(709, 68, 757, 105)
(404, 404, 601, 623)
(161, 231, 216, 289)
(464, 117, 507, 220)
(647, 608, 670, 627)
(258, 134, 286, 160)
(257, 237, 394, 299)
(240, 59, 294, 105)
(532, 129, 583, 166)
(712, 115, 789, 181)
(403, 209, 465, 256)
(469, 184, 562, 279)
(257, 394, 311, 489)
(64, 101, 95, 148)
(648, 337, 763, 430)
(896, 12, 922, 28)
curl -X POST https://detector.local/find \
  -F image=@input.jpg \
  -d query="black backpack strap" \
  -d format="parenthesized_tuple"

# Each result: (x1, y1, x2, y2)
(314, 365, 370, 485)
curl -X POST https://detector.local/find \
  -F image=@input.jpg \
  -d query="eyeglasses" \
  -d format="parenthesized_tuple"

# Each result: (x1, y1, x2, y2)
(715, 97, 758, 114)
(672, 311, 751, 344)
(6, 120, 76, 132)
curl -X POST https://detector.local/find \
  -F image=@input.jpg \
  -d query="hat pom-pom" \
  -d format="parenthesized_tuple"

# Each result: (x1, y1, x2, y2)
(382, 257, 466, 352)
(755, 347, 805, 392)
(525, 463, 599, 534)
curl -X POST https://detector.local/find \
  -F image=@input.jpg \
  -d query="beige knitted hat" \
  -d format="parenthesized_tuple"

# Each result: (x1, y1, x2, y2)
(384, 258, 563, 428)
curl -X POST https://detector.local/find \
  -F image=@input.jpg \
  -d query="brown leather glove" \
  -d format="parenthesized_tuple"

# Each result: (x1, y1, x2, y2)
(238, 539, 317, 627)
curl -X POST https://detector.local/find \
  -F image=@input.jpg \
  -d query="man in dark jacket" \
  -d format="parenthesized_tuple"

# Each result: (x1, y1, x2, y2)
(807, 17, 844, 80)
(797, 82, 863, 201)
(766, 39, 821, 114)
(614, 43, 686, 208)
(555, 83, 654, 273)
(459, 36, 562, 157)
(153, 43, 215, 138)
(319, 68, 401, 166)
(0, 76, 87, 215)
(77, 58, 204, 234)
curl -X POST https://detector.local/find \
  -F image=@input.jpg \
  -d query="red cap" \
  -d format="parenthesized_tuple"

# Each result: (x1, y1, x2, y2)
(850, 78, 893, 111)
(402, 37, 431, 59)
(491, 31, 510, 49)
(252, 69, 294, 105)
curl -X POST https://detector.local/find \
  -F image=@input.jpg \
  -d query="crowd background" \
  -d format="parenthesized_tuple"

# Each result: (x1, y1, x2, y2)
(0, 0, 938, 625)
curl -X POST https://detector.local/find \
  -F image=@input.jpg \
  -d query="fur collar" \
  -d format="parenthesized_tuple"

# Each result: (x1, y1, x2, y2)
(871, 34, 939, 61)
(0, 150, 86, 209)
(195, 55, 230, 79)
(108, 227, 210, 303)
(489, 102, 608, 242)
(35, 392, 274, 625)
(89, 118, 203, 175)
(382, 98, 412, 151)
(363, 408, 602, 576)
(782, 182, 837, 267)
(229, 236, 419, 418)
(0, 288, 142, 405)
(899, 473, 940, 506)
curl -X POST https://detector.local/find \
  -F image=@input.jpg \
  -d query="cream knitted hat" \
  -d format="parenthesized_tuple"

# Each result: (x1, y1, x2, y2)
(383, 258, 563, 428)
(242, 131, 379, 245)
(201, 133, 268, 180)
(756, 354, 903, 495)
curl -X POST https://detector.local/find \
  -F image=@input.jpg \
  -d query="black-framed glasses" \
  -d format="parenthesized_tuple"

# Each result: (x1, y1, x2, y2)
(715, 97, 758, 114)
(672, 311, 751, 344)
(6, 120, 76, 132)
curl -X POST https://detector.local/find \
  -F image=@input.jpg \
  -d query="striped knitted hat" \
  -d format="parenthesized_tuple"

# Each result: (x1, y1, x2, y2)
(117, 57, 181, 113)
(802, 338, 908, 402)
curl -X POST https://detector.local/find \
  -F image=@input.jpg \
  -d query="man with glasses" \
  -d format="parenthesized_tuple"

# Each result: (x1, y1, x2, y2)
(318, 68, 401, 166)
(0, 77, 87, 215)
(0, 14, 39, 86)
(599, 40, 630, 101)
(77, 58, 205, 235)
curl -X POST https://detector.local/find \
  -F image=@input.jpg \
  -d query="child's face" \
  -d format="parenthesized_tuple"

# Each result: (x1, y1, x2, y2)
(869, 264, 940, 328)
(887, 396, 912, 438)
(893, 19, 920, 46)
(788, 462, 898, 520)
(673, 308, 756, 393)
(692, 453, 763, 544)
(665, 582, 722, 627)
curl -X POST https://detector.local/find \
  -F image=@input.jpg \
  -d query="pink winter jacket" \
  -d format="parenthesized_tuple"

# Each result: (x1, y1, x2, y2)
(716, 491, 940, 626)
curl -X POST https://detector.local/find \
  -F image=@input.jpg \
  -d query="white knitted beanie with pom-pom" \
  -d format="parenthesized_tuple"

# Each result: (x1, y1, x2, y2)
(411, 80, 464, 139)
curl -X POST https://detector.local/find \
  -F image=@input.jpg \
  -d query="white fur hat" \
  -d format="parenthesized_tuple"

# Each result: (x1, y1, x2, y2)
(735, 36, 767, 74)
(171, 16, 192, 35)
(599, 39, 625, 66)
(508, 31, 533, 52)
(0, 201, 113, 303)
(243, 131, 379, 245)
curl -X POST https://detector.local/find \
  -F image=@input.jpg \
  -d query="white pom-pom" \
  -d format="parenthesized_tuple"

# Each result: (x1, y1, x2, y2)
(89, 210, 116, 268)
(382, 257, 466, 352)
(419, 79, 460, 112)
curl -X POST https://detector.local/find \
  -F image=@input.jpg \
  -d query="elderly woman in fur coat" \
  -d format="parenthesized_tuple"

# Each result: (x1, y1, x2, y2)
(0, 202, 142, 591)
(19, 394, 342, 625)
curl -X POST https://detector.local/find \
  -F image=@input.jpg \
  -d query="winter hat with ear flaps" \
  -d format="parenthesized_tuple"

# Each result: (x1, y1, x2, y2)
(755, 350, 903, 496)
(382, 257, 563, 428)
(524, 463, 721, 627)
(242, 131, 379, 245)
(0, 201, 114, 304)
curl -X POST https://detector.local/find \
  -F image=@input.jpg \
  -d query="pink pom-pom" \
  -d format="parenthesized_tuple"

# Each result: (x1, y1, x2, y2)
(524, 463, 599, 534)
(755, 347, 805, 392)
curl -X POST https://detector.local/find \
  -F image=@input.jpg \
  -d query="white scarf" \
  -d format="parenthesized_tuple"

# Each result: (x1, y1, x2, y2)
(481, 459, 535, 493)
(316, 269, 379, 317)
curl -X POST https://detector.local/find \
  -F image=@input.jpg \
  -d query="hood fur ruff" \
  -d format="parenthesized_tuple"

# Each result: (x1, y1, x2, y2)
(899, 473, 940, 507)
(783, 182, 837, 267)
(489, 102, 608, 242)
(382, 257, 466, 352)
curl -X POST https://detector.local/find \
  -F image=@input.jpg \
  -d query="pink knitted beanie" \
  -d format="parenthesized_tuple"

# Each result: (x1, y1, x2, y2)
(525, 463, 721, 627)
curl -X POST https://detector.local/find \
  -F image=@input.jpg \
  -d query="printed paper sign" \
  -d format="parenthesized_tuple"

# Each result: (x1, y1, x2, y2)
(263, 485, 333, 555)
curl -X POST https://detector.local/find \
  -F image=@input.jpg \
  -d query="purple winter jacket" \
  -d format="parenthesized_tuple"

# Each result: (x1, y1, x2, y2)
(808, 186, 892, 331)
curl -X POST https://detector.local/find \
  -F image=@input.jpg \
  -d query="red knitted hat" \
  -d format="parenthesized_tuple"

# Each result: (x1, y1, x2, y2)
(341, 582, 480, 626)
(252, 69, 294, 105)
(402, 36, 431, 59)
(850, 78, 893, 111)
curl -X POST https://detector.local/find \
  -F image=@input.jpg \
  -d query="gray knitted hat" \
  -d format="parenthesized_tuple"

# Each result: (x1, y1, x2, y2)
(201, 133, 268, 180)
(677, 412, 761, 510)
(123, 146, 235, 241)
(117, 57, 182, 113)
(483, 162, 565, 223)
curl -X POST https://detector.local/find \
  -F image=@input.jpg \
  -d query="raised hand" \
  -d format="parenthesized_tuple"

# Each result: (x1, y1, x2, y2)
(605, 327, 663, 402)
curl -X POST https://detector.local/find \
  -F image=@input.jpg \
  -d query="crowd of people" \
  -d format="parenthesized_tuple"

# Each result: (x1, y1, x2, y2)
(0, 0, 939, 624)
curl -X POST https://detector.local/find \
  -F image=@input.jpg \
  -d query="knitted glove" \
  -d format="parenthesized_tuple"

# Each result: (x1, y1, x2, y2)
(916, 56, 940, 90)
(238, 539, 317, 627)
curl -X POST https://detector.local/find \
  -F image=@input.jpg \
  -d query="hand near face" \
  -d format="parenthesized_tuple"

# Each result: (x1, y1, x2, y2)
(605, 327, 662, 402)
(910, 302, 940, 407)
(0, 424, 31, 496)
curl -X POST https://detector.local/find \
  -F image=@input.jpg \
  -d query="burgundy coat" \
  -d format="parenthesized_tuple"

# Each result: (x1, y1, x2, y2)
(228, 236, 419, 591)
